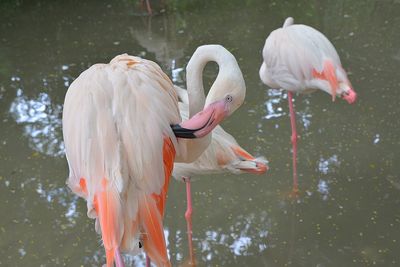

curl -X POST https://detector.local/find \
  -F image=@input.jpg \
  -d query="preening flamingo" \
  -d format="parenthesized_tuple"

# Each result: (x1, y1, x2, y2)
(173, 86, 267, 264)
(259, 17, 357, 194)
(174, 86, 268, 177)
(62, 45, 245, 267)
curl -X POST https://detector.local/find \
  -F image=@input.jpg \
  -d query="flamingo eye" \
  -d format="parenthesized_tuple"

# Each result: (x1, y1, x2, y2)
(225, 95, 233, 103)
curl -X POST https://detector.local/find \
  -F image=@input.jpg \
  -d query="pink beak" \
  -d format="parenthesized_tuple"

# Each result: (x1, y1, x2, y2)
(239, 161, 268, 175)
(172, 100, 228, 139)
(232, 146, 268, 174)
(342, 88, 357, 104)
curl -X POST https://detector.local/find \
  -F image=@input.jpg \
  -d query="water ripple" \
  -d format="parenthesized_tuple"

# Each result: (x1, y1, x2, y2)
(9, 89, 64, 157)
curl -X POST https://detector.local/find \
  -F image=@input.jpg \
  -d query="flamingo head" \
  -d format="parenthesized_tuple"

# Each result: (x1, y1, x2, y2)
(171, 99, 230, 139)
(335, 67, 357, 104)
(227, 146, 268, 175)
(172, 63, 246, 139)
(204, 68, 246, 117)
(339, 83, 357, 104)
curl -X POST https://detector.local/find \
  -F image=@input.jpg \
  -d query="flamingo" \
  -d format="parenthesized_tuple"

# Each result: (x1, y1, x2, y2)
(62, 45, 246, 267)
(259, 17, 357, 195)
(173, 86, 267, 264)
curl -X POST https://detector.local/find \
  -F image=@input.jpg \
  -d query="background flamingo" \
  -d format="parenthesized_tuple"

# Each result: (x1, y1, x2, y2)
(259, 17, 357, 195)
(173, 86, 267, 264)
(63, 45, 245, 267)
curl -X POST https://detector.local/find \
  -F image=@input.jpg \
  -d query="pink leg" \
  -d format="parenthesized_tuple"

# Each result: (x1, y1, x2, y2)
(146, 255, 151, 267)
(287, 91, 299, 195)
(115, 248, 125, 267)
(183, 177, 195, 265)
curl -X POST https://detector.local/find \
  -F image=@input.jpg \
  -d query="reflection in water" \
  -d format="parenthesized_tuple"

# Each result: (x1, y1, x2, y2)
(171, 59, 184, 85)
(373, 133, 380, 144)
(316, 155, 340, 200)
(36, 180, 80, 226)
(317, 179, 330, 201)
(132, 15, 188, 94)
(0, 85, 5, 100)
(193, 211, 270, 263)
(318, 154, 340, 175)
(297, 98, 312, 130)
(61, 66, 71, 87)
(393, 50, 400, 61)
(133, 26, 185, 71)
(9, 88, 64, 157)
(1, 0, 400, 265)
(263, 89, 313, 130)
(264, 88, 285, 120)
(18, 248, 27, 257)
(174, 229, 184, 261)
(131, 15, 189, 74)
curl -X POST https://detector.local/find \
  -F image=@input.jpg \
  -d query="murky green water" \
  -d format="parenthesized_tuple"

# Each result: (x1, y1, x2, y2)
(1, 1, 400, 266)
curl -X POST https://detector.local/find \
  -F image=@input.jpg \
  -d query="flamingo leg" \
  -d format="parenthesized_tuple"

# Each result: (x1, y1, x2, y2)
(146, 255, 151, 267)
(287, 91, 299, 195)
(115, 247, 125, 267)
(183, 176, 195, 266)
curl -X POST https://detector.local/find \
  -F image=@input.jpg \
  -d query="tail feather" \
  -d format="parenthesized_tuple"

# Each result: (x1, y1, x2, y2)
(139, 137, 175, 266)
(156, 137, 175, 217)
(94, 178, 122, 267)
(94, 138, 175, 267)
(139, 195, 170, 267)
(120, 218, 140, 253)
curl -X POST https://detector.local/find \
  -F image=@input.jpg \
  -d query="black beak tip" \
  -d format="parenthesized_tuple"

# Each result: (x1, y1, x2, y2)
(171, 124, 197, 139)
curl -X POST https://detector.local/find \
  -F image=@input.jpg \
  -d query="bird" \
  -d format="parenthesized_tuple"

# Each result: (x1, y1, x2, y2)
(259, 17, 357, 195)
(172, 85, 267, 265)
(62, 45, 246, 267)
(174, 86, 268, 178)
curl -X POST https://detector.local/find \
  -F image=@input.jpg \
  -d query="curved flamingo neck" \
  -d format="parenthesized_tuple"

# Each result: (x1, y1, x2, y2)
(174, 45, 240, 163)
(186, 45, 238, 117)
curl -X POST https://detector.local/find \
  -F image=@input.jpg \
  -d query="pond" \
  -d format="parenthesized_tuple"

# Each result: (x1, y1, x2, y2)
(1, 0, 400, 266)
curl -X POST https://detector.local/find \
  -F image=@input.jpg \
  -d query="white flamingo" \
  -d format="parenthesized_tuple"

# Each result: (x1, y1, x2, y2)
(259, 17, 357, 195)
(173, 86, 267, 264)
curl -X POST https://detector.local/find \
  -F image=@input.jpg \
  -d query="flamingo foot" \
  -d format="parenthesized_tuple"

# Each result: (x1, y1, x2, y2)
(288, 187, 300, 199)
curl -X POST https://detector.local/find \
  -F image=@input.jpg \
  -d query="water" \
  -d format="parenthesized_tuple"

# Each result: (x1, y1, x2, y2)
(1, 1, 400, 266)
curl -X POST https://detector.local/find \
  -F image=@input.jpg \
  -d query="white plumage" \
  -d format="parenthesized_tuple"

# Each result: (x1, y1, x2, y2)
(260, 17, 356, 102)
(259, 17, 357, 195)
(63, 55, 180, 266)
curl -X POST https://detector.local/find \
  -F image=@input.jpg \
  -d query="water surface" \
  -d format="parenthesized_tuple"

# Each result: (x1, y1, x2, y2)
(1, 1, 400, 266)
